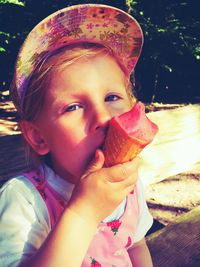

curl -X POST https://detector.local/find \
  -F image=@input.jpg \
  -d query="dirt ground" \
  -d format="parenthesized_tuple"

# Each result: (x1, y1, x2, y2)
(145, 166, 200, 226)
(0, 98, 200, 227)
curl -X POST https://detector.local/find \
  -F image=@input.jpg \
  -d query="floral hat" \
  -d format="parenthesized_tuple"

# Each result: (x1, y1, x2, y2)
(13, 4, 143, 105)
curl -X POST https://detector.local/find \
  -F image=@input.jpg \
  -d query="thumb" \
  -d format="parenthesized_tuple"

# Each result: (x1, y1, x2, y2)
(82, 149, 105, 179)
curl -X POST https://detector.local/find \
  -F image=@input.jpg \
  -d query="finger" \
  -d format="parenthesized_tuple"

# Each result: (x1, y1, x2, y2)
(112, 170, 139, 190)
(123, 156, 142, 171)
(108, 177, 137, 199)
(120, 172, 139, 187)
(106, 156, 141, 182)
(82, 149, 105, 179)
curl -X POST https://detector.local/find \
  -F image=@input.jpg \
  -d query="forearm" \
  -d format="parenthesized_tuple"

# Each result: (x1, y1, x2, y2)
(128, 238, 153, 267)
(19, 207, 98, 267)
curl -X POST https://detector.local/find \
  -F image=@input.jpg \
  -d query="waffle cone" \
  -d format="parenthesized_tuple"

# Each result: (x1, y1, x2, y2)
(103, 120, 146, 167)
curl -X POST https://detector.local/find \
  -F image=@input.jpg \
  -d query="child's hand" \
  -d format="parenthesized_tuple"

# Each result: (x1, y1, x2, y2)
(68, 149, 140, 224)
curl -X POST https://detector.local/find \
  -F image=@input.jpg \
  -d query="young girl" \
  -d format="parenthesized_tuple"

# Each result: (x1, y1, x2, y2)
(0, 4, 153, 267)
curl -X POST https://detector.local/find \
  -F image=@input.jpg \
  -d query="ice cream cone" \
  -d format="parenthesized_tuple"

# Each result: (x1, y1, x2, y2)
(103, 102, 158, 167)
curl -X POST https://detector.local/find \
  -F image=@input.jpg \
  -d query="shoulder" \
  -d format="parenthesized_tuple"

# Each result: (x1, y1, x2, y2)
(0, 175, 50, 225)
(1, 175, 39, 207)
(1, 175, 35, 198)
(0, 175, 50, 266)
(134, 179, 146, 205)
(131, 179, 153, 242)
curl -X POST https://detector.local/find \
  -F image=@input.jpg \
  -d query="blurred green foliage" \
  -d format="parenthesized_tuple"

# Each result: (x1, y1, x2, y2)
(0, 0, 24, 5)
(0, 0, 199, 103)
(127, 0, 200, 102)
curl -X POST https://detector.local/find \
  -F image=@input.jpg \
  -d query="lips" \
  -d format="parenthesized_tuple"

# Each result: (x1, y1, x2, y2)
(95, 127, 108, 150)
(85, 130, 107, 165)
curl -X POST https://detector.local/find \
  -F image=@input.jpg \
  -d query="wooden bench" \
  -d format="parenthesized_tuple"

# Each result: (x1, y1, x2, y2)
(140, 104, 200, 187)
(146, 205, 200, 267)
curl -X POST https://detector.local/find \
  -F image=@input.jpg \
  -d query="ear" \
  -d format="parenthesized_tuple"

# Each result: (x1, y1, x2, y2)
(20, 121, 50, 155)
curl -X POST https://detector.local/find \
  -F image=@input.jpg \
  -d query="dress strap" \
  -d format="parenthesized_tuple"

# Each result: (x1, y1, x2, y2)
(24, 169, 65, 228)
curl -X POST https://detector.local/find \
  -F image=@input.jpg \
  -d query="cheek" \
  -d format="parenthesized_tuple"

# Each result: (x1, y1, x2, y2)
(52, 129, 92, 177)
(53, 125, 85, 150)
(49, 120, 91, 161)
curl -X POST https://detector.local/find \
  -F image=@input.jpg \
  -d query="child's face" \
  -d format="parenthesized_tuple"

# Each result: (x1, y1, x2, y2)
(35, 53, 134, 183)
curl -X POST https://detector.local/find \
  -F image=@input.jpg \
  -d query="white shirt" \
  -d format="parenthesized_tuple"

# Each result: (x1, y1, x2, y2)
(0, 165, 153, 267)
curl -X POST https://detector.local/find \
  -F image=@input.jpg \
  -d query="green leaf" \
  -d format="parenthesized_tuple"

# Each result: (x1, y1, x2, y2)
(195, 46, 200, 53)
(0, 0, 25, 6)
(0, 47, 6, 52)
(157, 28, 166, 33)
(0, 31, 10, 38)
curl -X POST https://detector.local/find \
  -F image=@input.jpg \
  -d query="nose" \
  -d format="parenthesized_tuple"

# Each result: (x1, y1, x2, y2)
(89, 104, 111, 133)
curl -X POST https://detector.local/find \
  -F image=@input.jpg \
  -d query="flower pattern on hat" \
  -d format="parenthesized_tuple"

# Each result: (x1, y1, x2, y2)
(14, 4, 143, 105)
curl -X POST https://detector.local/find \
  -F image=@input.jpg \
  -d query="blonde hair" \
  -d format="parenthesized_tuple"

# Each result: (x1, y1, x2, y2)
(13, 42, 136, 166)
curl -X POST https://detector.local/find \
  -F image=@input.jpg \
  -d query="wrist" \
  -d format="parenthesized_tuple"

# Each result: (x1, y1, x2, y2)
(66, 199, 101, 226)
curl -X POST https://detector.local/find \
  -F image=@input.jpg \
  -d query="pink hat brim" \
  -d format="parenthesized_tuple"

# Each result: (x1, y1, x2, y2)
(14, 4, 143, 101)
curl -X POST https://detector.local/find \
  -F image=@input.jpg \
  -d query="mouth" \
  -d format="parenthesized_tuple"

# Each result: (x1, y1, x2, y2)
(98, 143, 105, 151)
(97, 134, 107, 151)
(97, 128, 108, 149)
(88, 129, 107, 160)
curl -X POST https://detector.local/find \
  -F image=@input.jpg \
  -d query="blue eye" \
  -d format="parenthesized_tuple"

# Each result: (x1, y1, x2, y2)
(65, 104, 82, 112)
(105, 94, 121, 102)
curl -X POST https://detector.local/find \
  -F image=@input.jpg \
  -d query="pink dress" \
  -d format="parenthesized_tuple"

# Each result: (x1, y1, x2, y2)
(24, 169, 140, 267)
